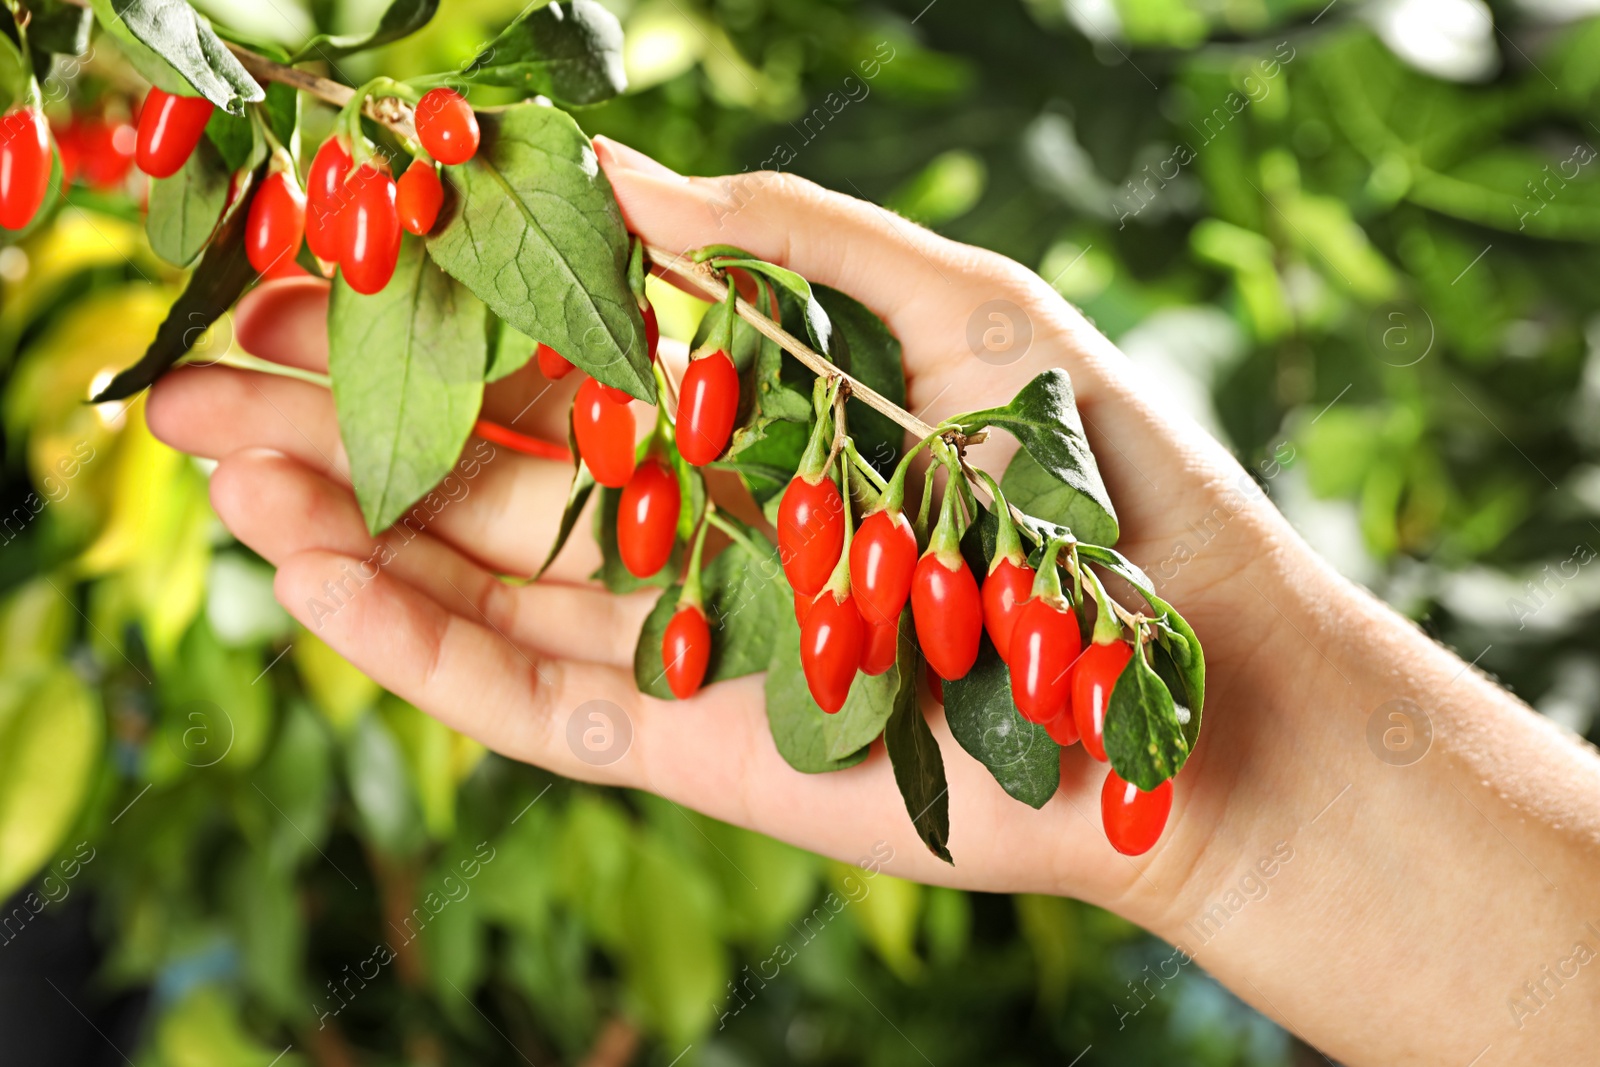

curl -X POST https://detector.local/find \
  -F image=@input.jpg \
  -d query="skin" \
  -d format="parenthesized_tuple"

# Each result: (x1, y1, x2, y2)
(145, 138, 1600, 1065)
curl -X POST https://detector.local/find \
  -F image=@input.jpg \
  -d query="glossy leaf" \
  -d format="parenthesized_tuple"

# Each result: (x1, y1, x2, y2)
(1076, 542, 1204, 748)
(146, 130, 231, 267)
(487, 316, 538, 381)
(883, 651, 952, 864)
(941, 633, 1060, 809)
(1102, 637, 1189, 790)
(465, 0, 627, 107)
(91, 166, 264, 401)
(328, 236, 488, 533)
(426, 104, 652, 401)
(27, 0, 92, 59)
(534, 425, 596, 580)
(93, 0, 264, 114)
(290, 0, 438, 62)
(954, 370, 1118, 546)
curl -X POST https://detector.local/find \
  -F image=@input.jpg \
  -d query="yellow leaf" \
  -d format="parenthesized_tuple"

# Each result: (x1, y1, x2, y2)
(0, 668, 101, 899)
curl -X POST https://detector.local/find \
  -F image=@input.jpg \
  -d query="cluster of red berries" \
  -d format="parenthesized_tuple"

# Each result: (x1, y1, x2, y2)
(567, 316, 733, 702)
(299, 87, 477, 291)
(102, 85, 474, 290)
(777, 455, 1172, 855)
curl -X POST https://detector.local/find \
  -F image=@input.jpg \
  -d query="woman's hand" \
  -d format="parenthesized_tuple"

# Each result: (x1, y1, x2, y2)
(146, 139, 1600, 1067)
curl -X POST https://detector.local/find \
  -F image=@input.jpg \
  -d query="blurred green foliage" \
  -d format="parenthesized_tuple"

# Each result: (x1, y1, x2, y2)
(5, 0, 1600, 1063)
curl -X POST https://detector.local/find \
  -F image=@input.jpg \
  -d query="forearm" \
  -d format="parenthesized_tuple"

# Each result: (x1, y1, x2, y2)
(1152, 549, 1600, 1065)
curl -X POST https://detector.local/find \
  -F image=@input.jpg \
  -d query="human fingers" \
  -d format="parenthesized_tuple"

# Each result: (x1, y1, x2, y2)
(211, 449, 642, 665)
(593, 137, 1114, 406)
(146, 365, 602, 582)
(271, 547, 1152, 902)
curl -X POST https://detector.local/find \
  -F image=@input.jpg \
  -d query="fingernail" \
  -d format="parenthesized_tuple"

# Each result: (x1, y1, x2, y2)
(594, 135, 686, 182)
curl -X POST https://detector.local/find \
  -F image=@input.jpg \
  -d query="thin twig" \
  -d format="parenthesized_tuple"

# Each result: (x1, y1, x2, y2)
(227, 46, 418, 138)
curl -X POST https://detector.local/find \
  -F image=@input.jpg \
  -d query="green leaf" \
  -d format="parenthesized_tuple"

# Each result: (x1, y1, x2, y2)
(941, 634, 1060, 809)
(28, 0, 93, 58)
(0, 34, 25, 110)
(94, 0, 264, 114)
(764, 597, 870, 773)
(91, 166, 263, 401)
(0, 668, 101, 899)
(146, 131, 231, 267)
(633, 526, 789, 699)
(619, 836, 727, 1045)
(816, 284, 905, 476)
(290, 0, 438, 62)
(1102, 638, 1188, 790)
(534, 442, 595, 580)
(263, 82, 298, 151)
(426, 104, 652, 402)
(1075, 542, 1204, 748)
(205, 107, 259, 173)
(464, 0, 627, 107)
(953, 370, 1118, 546)
(713, 256, 831, 353)
(328, 235, 488, 533)
(716, 419, 808, 505)
(883, 648, 952, 863)
(344, 710, 426, 857)
(487, 316, 537, 381)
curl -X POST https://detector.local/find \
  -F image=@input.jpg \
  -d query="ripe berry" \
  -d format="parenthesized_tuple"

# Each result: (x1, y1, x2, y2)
(1072, 640, 1133, 762)
(662, 604, 711, 699)
(339, 163, 402, 295)
(911, 551, 982, 681)
(777, 475, 844, 598)
(77, 115, 137, 190)
(793, 590, 814, 627)
(572, 375, 636, 488)
(1101, 770, 1172, 856)
(1043, 706, 1080, 746)
(925, 663, 943, 705)
(617, 458, 680, 578)
(643, 302, 659, 362)
(982, 558, 1035, 664)
(396, 158, 443, 235)
(800, 590, 864, 713)
(1007, 598, 1081, 724)
(414, 88, 479, 166)
(601, 383, 633, 404)
(0, 108, 51, 231)
(306, 137, 353, 262)
(537, 343, 574, 380)
(245, 169, 307, 274)
(850, 509, 917, 628)
(134, 88, 213, 178)
(861, 618, 898, 677)
(675, 349, 739, 465)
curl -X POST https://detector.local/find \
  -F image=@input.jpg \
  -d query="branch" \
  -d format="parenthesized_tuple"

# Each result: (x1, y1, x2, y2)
(645, 244, 980, 448)
(227, 45, 417, 139)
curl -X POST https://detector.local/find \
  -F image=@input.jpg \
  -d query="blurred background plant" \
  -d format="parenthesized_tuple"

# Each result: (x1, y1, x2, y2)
(5, 0, 1600, 1063)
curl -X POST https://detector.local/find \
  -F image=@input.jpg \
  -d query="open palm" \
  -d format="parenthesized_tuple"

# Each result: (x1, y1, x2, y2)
(147, 138, 1301, 932)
